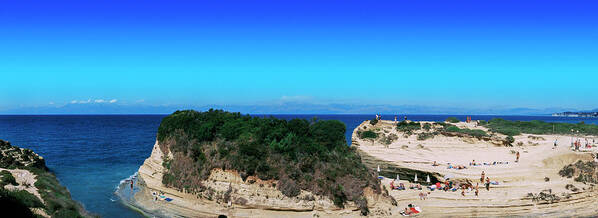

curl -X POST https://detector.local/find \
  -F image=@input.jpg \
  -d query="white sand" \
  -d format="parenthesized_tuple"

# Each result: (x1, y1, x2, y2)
(353, 120, 598, 217)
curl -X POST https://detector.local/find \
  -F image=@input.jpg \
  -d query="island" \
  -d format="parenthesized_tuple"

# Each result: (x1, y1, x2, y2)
(352, 117, 598, 216)
(0, 139, 91, 217)
(126, 110, 398, 217)
(552, 111, 598, 118)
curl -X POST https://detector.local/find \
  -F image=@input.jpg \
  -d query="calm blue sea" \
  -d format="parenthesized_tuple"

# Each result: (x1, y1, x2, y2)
(0, 114, 597, 217)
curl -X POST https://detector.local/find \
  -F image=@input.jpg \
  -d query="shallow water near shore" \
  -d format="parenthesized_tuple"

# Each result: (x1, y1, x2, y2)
(0, 114, 596, 217)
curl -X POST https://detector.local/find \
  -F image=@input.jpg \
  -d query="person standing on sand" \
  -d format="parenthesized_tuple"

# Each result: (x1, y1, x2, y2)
(475, 183, 479, 196)
(130, 180, 134, 190)
(481, 171, 485, 183)
(554, 139, 558, 149)
(485, 177, 490, 191)
(516, 151, 520, 163)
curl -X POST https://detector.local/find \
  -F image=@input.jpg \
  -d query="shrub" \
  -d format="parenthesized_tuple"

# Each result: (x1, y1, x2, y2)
(370, 119, 378, 125)
(396, 121, 421, 132)
(417, 132, 435, 141)
(445, 126, 488, 137)
(505, 136, 515, 145)
(359, 130, 377, 139)
(446, 117, 460, 123)
(277, 177, 300, 197)
(0, 170, 17, 186)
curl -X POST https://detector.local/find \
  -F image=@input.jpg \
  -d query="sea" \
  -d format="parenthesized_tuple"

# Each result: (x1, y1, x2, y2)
(0, 114, 597, 217)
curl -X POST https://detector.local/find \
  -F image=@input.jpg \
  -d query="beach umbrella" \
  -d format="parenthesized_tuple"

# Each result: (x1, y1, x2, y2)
(396, 174, 400, 181)
(377, 165, 380, 173)
(414, 174, 418, 182)
(426, 175, 430, 183)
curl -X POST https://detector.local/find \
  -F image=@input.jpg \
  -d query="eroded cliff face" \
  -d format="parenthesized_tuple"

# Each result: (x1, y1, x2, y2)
(135, 141, 398, 217)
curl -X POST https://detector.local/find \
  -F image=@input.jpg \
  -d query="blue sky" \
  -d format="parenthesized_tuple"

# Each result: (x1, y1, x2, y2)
(1, 0, 597, 112)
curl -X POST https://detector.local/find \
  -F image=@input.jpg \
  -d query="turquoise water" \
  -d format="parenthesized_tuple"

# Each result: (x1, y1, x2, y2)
(0, 114, 596, 217)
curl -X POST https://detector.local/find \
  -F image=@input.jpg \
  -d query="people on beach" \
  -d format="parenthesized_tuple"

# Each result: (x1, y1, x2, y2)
(554, 139, 558, 149)
(432, 161, 439, 166)
(130, 180, 134, 190)
(485, 177, 491, 191)
(516, 151, 520, 163)
(475, 183, 479, 196)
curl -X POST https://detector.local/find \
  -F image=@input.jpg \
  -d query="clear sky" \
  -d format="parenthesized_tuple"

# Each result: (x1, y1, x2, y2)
(1, 0, 597, 111)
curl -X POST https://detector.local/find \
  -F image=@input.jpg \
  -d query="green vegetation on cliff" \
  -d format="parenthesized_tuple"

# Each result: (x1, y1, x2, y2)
(0, 140, 88, 218)
(445, 117, 460, 123)
(157, 109, 383, 213)
(357, 130, 378, 139)
(445, 126, 488, 138)
(483, 118, 598, 136)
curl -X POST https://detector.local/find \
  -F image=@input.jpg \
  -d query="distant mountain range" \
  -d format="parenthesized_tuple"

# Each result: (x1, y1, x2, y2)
(552, 109, 598, 117)
(0, 102, 587, 115)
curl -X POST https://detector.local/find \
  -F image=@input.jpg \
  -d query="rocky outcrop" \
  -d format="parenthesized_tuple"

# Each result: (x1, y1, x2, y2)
(133, 141, 399, 217)
(0, 139, 90, 217)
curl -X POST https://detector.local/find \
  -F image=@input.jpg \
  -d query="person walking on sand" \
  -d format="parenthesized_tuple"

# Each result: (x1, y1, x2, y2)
(485, 177, 490, 191)
(516, 151, 520, 163)
(480, 171, 485, 183)
(475, 183, 479, 196)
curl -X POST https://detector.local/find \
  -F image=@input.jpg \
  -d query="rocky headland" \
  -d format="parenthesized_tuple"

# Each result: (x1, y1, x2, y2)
(0, 139, 91, 218)
(127, 110, 399, 217)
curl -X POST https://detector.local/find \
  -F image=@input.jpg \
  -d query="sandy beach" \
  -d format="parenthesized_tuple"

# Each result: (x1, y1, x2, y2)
(353, 120, 598, 217)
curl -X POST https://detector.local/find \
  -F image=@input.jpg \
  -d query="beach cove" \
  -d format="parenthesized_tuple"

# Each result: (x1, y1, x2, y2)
(353, 119, 598, 217)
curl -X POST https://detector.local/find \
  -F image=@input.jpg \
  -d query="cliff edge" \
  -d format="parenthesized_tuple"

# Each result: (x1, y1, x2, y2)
(130, 110, 399, 217)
